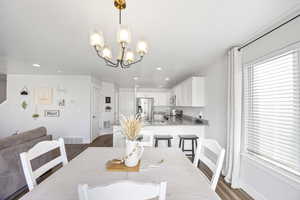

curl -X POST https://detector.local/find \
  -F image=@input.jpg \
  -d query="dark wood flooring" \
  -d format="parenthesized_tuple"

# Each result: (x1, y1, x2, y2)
(11, 134, 252, 200)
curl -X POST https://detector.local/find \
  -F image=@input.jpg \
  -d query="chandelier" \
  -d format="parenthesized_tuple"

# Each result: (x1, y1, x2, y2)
(89, 0, 148, 69)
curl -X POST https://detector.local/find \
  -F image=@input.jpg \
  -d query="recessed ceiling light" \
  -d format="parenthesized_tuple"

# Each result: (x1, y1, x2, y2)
(57, 70, 63, 73)
(158, 85, 164, 88)
(133, 77, 139, 80)
(32, 64, 41, 67)
(156, 67, 162, 71)
(165, 77, 170, 81)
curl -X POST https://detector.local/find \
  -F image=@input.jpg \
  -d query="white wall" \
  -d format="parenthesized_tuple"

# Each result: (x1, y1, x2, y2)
(239, 16, 300, 200)
(201, 57, 228, 148)
(0, 75, 92, 143)
(118, 88, 135, 118)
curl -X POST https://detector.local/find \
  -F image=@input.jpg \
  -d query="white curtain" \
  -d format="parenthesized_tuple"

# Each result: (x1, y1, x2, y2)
(224, 47, 242, 188)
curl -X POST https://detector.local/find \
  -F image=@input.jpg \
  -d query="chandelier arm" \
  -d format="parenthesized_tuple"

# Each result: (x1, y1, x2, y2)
(122, 56, 144, 67)
(120, 45, 126, 61)
(120, 61, 131, 69)
(105, 60, 119, 68)
(94, 46, 118, 66)
(118, 45, 127, 68)
(102, 57, 118, 67)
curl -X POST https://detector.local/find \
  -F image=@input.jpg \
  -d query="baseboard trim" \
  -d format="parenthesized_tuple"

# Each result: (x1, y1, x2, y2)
(240, 181, 267, 200)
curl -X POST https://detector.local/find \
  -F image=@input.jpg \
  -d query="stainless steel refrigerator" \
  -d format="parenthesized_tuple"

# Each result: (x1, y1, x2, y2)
(136, 97, 154, 121)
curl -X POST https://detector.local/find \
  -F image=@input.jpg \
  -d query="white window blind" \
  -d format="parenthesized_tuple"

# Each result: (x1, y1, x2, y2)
(244, 50, 300, 176)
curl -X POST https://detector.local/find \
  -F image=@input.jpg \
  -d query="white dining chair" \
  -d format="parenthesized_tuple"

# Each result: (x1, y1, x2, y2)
(78, 181, 167, 200)
(193, 139, 225, 191)
(138, 131, 154, 147)
(20, 138, 68, 191)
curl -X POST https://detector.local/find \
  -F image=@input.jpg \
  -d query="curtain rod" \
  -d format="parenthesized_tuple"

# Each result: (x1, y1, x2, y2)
(238, 14, 300, 51)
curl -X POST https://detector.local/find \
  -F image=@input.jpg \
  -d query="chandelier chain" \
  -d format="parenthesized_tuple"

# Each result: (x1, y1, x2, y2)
(119, 9, 122, 25)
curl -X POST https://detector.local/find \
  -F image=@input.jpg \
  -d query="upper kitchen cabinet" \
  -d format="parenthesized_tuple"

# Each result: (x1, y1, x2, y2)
(136, 90, 171, 106)
(173, 76, 205, 107)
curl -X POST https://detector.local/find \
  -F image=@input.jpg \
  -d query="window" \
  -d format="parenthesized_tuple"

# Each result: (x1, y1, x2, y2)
(243, 50, 300, 176)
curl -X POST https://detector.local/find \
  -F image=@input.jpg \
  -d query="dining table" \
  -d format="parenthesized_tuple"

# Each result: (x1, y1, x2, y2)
(20, 147, 221, 200)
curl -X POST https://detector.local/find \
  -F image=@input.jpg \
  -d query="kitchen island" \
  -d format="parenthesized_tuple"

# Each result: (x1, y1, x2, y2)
(113, 116, 208, 149)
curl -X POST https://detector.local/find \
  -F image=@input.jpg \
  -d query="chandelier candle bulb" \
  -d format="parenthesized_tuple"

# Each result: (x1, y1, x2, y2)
(90, 32, 104, 48)
(102, 47, 112, 59)
(118, 25, 131, 44)
(137, 41, 148, 55)
(125, 51, 135, 63)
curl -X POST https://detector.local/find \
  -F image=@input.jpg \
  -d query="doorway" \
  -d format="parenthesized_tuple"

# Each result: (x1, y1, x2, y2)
(91, 86, 103, 142)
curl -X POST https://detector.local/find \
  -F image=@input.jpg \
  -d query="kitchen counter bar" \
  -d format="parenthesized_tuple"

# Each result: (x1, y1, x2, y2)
(114, 116, 208, 126)
(113, 116, 208, 148)
(144, 115, 208, 126)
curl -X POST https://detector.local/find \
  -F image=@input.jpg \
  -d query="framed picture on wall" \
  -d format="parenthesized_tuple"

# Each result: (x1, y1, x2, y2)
(35, 88, 53, 105)
(44, 110, 60, 117)
(105, 97, 111, 104)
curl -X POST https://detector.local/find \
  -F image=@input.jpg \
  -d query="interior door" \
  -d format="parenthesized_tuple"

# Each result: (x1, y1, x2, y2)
(91, 87, 102, 142)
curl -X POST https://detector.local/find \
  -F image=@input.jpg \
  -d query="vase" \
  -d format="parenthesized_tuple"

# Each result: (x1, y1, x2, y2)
(125, 140, 144, 167)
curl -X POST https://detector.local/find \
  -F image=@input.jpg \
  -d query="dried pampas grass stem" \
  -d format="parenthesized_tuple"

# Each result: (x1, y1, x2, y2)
(120, 114, 142, 141)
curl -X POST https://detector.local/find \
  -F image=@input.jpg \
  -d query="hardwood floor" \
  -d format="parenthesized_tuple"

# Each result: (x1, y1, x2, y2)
(198, 163, 253, 200)
(11, 134, 253, 200)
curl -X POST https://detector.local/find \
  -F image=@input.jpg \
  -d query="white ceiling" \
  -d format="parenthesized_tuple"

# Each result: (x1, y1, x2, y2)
(0, 0, 299, 88)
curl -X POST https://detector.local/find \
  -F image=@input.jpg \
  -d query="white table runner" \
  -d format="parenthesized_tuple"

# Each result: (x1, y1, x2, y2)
(20, 147, 220, 200)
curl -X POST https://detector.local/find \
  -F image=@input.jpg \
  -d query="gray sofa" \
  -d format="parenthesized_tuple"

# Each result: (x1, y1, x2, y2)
(0, 127, 54, 200)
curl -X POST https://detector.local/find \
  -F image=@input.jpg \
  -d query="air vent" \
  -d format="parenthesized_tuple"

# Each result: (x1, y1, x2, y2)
(63, 137, 85, 144)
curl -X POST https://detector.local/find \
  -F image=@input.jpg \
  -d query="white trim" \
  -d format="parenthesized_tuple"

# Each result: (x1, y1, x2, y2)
(239, 180, 267, 200)
(82, 138, 91, 144)
(62, 136, 87, 144)
(241, 153, 300, 188)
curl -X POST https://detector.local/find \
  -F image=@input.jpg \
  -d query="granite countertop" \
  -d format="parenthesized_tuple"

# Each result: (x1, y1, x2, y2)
(114, 115, 208, 126)
(145, 115, 208, 126)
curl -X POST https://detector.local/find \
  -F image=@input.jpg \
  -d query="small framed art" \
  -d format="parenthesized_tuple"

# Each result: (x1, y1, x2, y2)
(105, 97, 111, 104)
(44, 110, 60, 117)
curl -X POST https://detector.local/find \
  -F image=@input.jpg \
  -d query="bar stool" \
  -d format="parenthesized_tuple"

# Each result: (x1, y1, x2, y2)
(178, 135, 199, 159)
(154, 135, 173, 147)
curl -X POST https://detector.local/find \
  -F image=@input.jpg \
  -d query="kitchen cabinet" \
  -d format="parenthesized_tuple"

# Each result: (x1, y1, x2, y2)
(172, 76, 205, 107)
(136, 91, 170, 106)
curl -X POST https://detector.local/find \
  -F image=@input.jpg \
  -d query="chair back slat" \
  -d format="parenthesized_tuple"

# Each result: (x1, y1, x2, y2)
(78, 181, 167, 200)
(199, 155, 216, 172)
(138, 131, 154, 147)
(27, 140, 60, 160)
(193, 139, 225, 191)
(20, 138, 68, 191)
(202, 139, 223, 155)
(33, 156, 64, 178)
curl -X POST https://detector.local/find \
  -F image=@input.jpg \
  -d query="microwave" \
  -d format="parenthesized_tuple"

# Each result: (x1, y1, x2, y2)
(170, 95, 176, 106)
